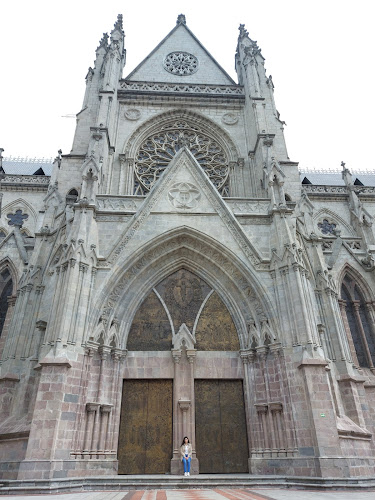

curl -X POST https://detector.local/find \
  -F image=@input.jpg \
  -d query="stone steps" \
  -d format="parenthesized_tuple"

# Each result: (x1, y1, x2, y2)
(1, 475, 375, 495)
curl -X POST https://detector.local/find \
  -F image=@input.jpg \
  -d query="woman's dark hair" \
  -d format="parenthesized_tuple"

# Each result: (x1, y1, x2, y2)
(181, 436, 190, 445)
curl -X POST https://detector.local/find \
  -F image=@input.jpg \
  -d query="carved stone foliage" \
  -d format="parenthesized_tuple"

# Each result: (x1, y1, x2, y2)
(163, 52, 198, 76)
(134, 120, 229, 196)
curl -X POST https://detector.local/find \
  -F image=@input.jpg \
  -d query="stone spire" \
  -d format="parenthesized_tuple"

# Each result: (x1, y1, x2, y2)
(113, 13, 124, 33)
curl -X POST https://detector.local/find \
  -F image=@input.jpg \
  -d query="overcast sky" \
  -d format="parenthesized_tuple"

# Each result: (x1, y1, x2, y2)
(1, 0, 373, 172)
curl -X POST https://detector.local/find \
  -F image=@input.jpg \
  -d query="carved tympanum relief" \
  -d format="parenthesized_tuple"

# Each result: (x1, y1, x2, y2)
(134, 120, 229, 196)
(126, 268, 239, 351)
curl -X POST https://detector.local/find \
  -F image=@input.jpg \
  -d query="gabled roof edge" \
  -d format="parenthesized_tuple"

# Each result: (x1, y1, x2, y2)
(125, 22, 237, 85)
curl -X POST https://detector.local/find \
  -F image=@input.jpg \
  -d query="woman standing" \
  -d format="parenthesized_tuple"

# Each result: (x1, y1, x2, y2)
(180, 436, 192, 476)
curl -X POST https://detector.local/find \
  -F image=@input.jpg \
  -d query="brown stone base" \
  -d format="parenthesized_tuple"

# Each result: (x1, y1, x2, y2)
(250, 455, 375, 478)
(17, 458, 118, 480)
(170, 457, 199, 475)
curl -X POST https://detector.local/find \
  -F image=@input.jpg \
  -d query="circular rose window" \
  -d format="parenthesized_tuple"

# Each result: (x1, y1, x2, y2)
(163, 52, 198, 76)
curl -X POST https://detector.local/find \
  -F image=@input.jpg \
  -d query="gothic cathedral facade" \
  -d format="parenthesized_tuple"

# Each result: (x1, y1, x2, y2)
(1, 14, 375, 481)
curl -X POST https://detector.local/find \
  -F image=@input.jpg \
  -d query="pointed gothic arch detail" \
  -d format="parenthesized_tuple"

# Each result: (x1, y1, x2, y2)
(338, 265, 375, 371)
(0, 259, 16, 341)
(123, 110, 240, 196)
(89, 228, 276, 351)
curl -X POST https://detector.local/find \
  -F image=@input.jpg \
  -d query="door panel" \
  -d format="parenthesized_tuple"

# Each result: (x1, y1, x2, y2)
(118, 380, 172, 474)
(195, 379, 249, 473)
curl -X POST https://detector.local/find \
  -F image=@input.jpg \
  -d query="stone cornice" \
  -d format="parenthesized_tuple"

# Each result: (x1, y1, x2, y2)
(0, 175, 50, 191)
(119, 80, 245, 99)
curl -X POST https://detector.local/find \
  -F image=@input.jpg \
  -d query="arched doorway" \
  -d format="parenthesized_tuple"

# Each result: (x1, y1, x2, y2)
(117, 268, 249, 474)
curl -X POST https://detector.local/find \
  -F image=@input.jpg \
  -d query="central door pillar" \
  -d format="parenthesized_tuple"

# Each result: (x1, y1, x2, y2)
(170, 339, 199, 474)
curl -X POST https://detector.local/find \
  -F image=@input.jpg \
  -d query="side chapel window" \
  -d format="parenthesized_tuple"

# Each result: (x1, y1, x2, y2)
(0, 269, 13, 338)
(339, 274, 375, 370)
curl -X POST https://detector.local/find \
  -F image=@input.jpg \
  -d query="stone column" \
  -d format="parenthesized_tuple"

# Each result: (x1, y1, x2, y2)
(255, 404, 269, 456)
(83, 402, 99, 455)
(98, 404, 113, 454)
(171, 348, 182, 462)
(178, 399, 191, 437)
(186, 349, 197, 458)
(240, 350, 255, 462)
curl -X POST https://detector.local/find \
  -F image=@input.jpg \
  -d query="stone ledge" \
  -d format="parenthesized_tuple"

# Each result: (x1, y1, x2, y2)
(1, 474, 375, 494)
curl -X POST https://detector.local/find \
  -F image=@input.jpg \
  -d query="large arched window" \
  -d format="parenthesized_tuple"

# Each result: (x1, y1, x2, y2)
(0, 268, 13, 338)
(339, 273, 375, 371)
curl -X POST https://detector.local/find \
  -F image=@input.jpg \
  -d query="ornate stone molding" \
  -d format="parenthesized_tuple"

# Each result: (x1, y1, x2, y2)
(226, 199, 270, 215)
(1, 175, 50, 185)
(119, 80, 244, 96)
(96, 196, 144, 212)
(100, 232, 267, 326)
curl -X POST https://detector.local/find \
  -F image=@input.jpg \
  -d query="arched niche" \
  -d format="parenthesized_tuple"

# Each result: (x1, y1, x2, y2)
(90, 228, 275, 350)
(338, 265, 375, 370)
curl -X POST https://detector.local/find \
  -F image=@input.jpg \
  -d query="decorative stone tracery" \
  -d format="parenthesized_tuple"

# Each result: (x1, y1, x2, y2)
(134, 120, 230, 195)
(163, 52, 198, 76)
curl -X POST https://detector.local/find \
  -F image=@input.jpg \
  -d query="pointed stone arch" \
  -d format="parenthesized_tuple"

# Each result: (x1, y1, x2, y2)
(313, 208, 355, 237)
(0, 258, 17, 348)
(0, 257, 18, 291)
(122, 109, 241, 196)
(125, 109, 240, 162)
(337, 263, 374, 301)
(337, 263, 375, 370)
(89, 227, 276, 350)
(2, 198, 37, 228)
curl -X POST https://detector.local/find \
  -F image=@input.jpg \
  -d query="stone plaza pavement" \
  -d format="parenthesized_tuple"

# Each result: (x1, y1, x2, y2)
(1, 488, 375, 500)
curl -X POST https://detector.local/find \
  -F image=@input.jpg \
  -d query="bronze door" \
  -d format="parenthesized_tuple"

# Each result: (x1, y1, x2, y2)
(195, 380, 249, 473)
(118, 379, 173, 474)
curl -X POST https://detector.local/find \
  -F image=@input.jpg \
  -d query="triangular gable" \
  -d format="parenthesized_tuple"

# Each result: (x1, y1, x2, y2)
(106, 148, 263, 267)
(125, 22, 236, 85)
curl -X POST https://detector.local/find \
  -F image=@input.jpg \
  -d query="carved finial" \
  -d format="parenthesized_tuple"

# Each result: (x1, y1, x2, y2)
(239, 24, 249, 39)
(0, 148, 3, 170)
(177, 14, 186, 25)
(113, 14, 123, 31)
(341, 161, 346, 169)
(97, 32, 109, 50)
